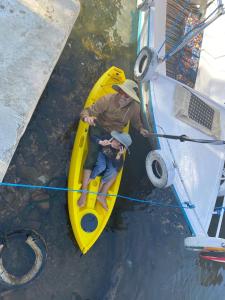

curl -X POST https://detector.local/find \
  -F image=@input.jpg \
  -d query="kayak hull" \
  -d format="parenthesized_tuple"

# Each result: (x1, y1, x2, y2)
(68, 66, 127, 254)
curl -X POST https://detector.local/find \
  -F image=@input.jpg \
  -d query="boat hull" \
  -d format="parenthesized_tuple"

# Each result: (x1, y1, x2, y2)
(136, 0, 225, 250)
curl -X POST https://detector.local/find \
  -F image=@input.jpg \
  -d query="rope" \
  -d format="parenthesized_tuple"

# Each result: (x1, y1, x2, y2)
(0, 182, 195, 210)
(214, 206, 225, 215)
(145, 132, 225, 145)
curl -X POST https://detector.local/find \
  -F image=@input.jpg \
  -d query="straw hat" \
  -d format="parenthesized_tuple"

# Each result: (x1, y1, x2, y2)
(111, 131, 132, 149)
(112, 79, 140, 103)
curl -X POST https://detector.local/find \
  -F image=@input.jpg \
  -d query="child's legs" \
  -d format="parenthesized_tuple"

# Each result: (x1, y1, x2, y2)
(90, 152, 106, 180)
(99, 160, 118, 197)
(97, 175, 117, 210)
(101, 160, 118, 186)
(99, 175, 117, 195)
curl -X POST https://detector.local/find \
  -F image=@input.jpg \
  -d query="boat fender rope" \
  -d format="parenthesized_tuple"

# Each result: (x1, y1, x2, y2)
(145, 132, 225, 145)
(214, 206, 225, 215)
(183, 201, 195, 209)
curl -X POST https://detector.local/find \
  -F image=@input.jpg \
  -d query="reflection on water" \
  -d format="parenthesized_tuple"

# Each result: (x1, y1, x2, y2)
(199, 259, 224, 287)
(1, 1, 225, 299)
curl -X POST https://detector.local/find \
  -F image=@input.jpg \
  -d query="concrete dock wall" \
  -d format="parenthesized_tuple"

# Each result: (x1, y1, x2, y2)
(0, 0, 80, 181)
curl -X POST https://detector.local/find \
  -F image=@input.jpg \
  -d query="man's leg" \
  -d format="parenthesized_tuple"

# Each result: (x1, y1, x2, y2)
(78, 139, 100, 208)
(77, 169, 92, 207)
(77, 125, 110, 208)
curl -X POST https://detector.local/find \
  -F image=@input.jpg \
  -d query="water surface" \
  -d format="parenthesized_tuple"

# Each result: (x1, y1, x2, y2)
(1, 1, 225, 299)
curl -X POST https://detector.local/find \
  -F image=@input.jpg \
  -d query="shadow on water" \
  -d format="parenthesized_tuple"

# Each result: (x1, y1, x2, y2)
(1, 1, 225, 299)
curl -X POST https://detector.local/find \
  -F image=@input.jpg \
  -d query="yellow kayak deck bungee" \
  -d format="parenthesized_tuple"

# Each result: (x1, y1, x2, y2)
(68, 66, 127, 254)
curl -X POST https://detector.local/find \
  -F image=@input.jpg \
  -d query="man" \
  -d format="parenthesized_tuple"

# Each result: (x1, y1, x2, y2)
(78, 79, 149, 207)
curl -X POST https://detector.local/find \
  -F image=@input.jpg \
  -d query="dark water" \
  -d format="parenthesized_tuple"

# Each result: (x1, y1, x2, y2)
(1, 1, 225, 299)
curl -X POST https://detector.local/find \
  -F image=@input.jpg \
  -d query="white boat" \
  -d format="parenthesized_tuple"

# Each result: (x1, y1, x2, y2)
(134, 0, 225, 258)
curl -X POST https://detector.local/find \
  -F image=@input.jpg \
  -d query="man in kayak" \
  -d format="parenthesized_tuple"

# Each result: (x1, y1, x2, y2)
(89, 131, 132, 210)
(78, 79, 148, 207)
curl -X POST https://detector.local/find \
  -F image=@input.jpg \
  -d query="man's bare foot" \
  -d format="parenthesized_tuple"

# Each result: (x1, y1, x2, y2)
(77, 192, 87, 208)
(97, 195, 108, 211)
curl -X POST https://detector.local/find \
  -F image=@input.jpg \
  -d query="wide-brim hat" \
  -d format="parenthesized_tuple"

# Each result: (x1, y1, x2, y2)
(112, 79, 140, 103)
(111, 131, 132, 149)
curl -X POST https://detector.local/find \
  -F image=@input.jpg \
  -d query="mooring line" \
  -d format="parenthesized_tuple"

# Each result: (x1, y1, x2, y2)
(0, 181, 195, 209)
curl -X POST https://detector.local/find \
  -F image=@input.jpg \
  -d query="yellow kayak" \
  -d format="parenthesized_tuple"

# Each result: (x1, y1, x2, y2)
(68, 66, 127, 254)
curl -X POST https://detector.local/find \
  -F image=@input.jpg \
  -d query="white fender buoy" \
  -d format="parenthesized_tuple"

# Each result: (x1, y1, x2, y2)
(137, 0, 155, 11)
(185, 236, 225, 252)
(134, 47, 159, 82)
(145, 150, 175, 188)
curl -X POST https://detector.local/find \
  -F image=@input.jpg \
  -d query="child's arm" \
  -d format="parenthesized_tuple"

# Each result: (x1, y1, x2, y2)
(115, 146, 125, 160)
(99, 138, 112, 146)
(112, 146, 125, 170)
(90, 136, 112, 146)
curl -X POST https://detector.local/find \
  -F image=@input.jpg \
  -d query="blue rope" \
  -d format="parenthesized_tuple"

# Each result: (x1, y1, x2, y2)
(215, 206, 225, 210)
(214, 206, 225, 215)
(0, 182, 195, 209)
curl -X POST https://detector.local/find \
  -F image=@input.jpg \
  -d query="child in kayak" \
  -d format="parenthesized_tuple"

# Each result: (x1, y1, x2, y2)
(88, 130, 132, 210)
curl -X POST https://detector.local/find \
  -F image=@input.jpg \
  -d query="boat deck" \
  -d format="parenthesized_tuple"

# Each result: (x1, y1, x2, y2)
(195, 0, 225, 105)
(137, 0, 225, 236)
(152, 74, 225, 234)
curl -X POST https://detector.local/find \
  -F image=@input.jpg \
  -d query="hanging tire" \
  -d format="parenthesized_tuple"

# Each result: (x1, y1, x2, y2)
(145, 150, 175, 188)
(134, 47, 158, 82)
(137, 0, 154, 11)
(185, 236, 225, 252)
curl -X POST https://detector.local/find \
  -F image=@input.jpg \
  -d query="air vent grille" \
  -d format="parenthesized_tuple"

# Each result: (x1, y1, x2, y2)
(188, 94, 214, 130)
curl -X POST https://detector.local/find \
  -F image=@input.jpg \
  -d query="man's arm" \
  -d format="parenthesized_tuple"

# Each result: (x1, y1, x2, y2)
(80, 95, 111, 125)
(130, 103, 149, 137)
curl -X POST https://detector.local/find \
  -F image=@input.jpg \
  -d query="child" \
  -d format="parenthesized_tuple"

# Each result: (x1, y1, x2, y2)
(90, 130, 132, 210)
